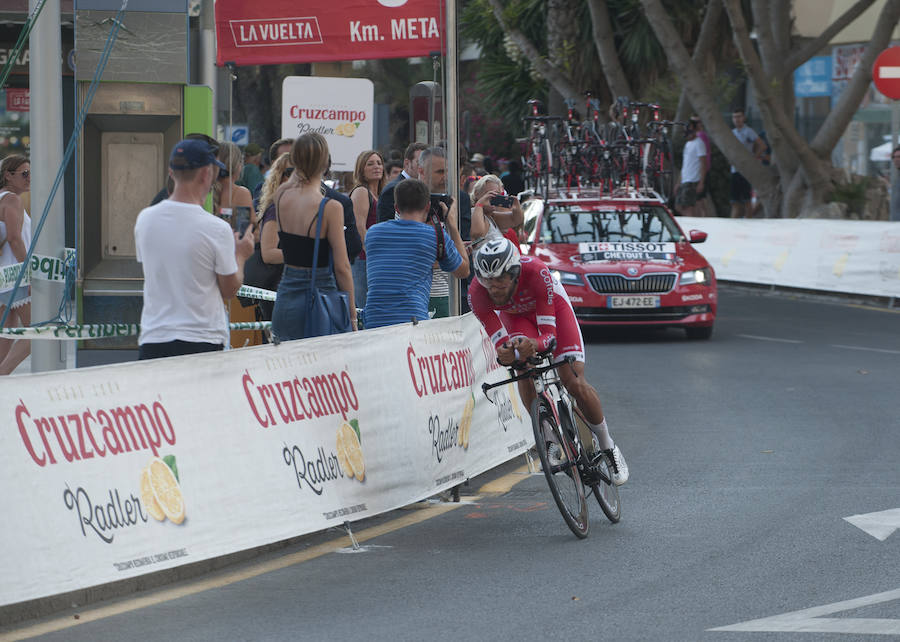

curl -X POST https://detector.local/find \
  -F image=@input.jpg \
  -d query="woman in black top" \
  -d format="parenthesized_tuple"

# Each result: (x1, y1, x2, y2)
(270, 133, 356, 340)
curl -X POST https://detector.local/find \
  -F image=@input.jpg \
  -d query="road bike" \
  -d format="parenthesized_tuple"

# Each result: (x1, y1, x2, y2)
(645, 119, 687, 202)
(519, 99, 560, 199)
(482, 348, 620, 538)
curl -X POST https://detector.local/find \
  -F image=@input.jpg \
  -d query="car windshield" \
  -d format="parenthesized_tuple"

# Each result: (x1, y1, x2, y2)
(539, 205, 684, 244)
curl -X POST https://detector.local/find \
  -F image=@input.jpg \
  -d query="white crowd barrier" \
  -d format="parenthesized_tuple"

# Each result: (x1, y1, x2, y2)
(677, 217, 900, 299)
(0, 314, 532, 607)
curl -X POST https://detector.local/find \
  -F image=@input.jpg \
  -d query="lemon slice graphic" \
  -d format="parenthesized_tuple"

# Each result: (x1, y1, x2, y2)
(459, 393, 475, 449)
(147, 457, 185, 525)
(336, 423, 354, 479)
(140, 466, 165, 521)
(339, 421, 365, 482)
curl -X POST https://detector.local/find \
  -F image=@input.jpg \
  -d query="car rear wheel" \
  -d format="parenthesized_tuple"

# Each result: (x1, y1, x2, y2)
(685, 325, 713, 340)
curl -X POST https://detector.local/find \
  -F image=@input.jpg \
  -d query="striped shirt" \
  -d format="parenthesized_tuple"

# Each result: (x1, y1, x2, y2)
(363, 219, 462, 328)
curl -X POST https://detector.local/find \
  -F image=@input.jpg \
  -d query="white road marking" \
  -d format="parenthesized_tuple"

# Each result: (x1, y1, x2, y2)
(832, 344, 900, 355)
(736, 334, 803, 344)
(844, 508, 900, 541)
(709, 587, 900, 634)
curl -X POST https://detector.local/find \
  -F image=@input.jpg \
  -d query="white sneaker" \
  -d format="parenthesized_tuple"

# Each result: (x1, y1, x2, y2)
(605, 445, 629, 486)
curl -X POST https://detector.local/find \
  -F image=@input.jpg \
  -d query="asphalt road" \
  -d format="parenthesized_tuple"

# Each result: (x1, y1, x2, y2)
(8, 286, 900, 642)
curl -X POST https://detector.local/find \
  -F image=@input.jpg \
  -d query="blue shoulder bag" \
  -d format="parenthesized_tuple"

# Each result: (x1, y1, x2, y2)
(305, 197, 353, 338)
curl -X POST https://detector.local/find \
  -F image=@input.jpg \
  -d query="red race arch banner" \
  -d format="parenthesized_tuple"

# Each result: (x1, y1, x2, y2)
(215, 0, 446, 67)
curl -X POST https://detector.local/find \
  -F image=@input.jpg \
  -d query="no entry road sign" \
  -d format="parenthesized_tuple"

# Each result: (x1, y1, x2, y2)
(873, 46, 900, 100)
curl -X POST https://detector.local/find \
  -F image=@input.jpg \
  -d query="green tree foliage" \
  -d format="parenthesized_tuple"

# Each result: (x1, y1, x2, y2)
(461, 0, 708, 129)
(460, 0, 551, 128)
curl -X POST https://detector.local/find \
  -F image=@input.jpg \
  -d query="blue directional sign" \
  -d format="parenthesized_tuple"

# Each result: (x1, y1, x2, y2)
(794, 56, 832, 98)
(226, 125, 249, 146)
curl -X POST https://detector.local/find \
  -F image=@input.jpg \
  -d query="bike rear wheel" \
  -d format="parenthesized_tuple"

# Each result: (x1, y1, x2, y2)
(573, 410, 620, 523)
(531, 397, 589, 538)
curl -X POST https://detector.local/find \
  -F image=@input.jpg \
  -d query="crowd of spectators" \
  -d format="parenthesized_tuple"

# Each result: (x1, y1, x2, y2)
(132, 131, 525, 354)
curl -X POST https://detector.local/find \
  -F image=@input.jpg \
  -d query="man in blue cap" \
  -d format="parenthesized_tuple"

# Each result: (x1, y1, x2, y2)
(134, 139, 255, 359)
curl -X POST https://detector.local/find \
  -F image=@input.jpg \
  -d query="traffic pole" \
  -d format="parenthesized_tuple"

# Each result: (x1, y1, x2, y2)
(892, 99, 898, 220)
(873, 46, 900, 222)
(200, 0, 217, 134)
(446, 0, 460, 316)
(29, 0, 67, 372)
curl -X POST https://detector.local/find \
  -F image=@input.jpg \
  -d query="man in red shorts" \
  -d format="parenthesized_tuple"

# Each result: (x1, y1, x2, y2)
(468, 238, 628, 485)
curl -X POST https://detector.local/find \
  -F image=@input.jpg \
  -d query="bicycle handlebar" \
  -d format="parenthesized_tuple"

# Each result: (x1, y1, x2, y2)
(480, 354, 578, 402)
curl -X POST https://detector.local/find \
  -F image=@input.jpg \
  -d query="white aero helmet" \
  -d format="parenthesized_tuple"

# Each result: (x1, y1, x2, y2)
(473, 237, 521, 284)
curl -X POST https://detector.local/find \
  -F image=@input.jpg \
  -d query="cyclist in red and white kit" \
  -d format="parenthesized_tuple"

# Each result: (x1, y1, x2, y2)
(468, 237, 628, 485)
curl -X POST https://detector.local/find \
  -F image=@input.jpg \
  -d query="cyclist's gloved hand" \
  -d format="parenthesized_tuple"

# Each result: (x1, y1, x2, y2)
(496, 341, 518, 367)
(497, 337, 539, 367)
(514, 336, 538, 361)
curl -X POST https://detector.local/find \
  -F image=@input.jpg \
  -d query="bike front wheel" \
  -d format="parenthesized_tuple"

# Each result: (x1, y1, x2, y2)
(531, 397, 589, 538)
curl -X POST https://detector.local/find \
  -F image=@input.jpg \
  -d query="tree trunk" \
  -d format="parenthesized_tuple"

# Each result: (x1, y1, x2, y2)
(547, 0, 581, 114)
(811, 0, 900, 156)
(784, 0, 876, 73)
(674, 0, 722, 123)
(640, 0, 777, 210)
(725, 1, 827, 182)
(724, 0, 832, 214)
(585, 0, 633, 99)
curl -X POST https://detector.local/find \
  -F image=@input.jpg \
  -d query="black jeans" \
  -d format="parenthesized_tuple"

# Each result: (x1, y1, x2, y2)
(138, 340, 223, 360)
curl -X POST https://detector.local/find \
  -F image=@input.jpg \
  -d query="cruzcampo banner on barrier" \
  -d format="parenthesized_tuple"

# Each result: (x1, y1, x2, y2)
(0, 314, 531, 607)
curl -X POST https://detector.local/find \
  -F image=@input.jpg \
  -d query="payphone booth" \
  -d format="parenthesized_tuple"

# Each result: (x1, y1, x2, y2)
(75, 5, 213, 354)
(410, 81, 443, 146)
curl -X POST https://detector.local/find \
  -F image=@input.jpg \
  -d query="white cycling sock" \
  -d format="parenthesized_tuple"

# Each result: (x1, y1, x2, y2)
(588, 418, 615, 451)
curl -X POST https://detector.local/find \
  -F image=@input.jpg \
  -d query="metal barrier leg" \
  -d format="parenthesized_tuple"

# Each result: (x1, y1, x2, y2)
(343, 521, 360, 551)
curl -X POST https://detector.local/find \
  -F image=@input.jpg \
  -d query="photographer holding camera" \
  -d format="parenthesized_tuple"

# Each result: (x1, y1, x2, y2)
(415, 146, 473, 317)
(470, 174, 524, 250)
(362, 178, 468, 329)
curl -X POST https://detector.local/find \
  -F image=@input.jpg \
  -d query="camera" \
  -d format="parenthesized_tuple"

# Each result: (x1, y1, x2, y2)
(490, 195, 514, 208)
(429, 193, 453, 221)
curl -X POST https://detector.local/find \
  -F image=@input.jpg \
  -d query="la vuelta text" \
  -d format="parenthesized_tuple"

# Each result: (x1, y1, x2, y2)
(243, 369, 359, 428)
(15, 398, 176, 467)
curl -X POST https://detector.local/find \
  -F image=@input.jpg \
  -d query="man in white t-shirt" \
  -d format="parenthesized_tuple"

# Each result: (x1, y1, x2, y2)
(675, 121, 707, 217)
(135, 139, 254, 360)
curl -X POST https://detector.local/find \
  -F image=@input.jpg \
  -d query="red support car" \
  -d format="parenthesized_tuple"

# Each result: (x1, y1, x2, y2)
(519, 189, 717, 339)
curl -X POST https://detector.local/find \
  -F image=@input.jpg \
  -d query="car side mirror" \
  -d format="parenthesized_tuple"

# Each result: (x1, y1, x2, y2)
(689, 230, 707, 244)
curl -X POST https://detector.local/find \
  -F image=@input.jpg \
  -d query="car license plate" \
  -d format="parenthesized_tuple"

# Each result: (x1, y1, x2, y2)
(607, 295, 660, 308)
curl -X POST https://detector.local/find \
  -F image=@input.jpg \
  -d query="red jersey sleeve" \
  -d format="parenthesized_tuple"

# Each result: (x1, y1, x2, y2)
(468, 279, 510, 349)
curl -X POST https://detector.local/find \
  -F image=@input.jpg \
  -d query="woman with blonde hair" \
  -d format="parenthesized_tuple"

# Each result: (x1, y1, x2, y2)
(0, 154, 33, 375)
(469, 173, 524, 249)
(348, 149, 385, 309)
(213, 141, 254, 229)
(270, 133, 355, 340)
